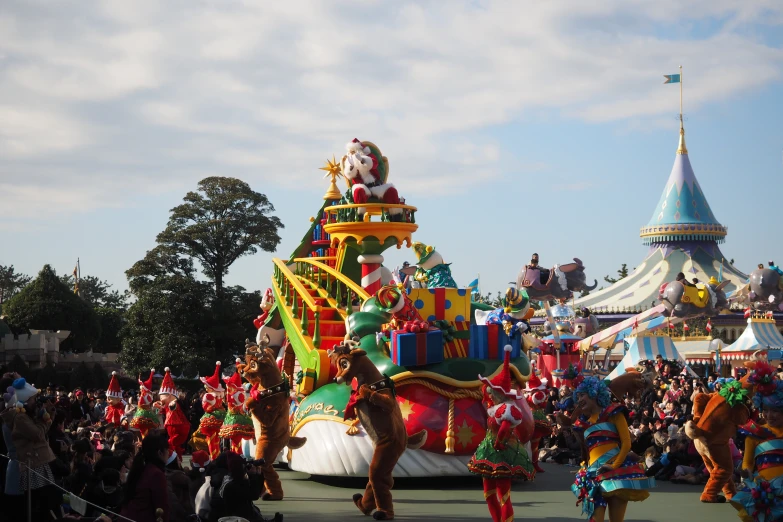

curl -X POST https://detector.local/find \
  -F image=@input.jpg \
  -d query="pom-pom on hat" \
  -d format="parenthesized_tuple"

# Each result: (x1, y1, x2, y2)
(411, 242, 436, 265)
(200, 361, 224, 393)
(190, 450, 210, 471)
(159, 367, 177, 397)
(138, 369, 155, 392)
(106, 371, 123, 400)
(12, 378, 39, 404)
(478, 345, 522, 400)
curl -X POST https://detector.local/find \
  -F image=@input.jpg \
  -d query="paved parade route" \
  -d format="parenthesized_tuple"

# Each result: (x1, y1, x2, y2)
(266, 464, 738, 522)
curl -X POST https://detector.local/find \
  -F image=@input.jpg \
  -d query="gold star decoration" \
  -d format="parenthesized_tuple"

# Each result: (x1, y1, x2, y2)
(398, 398, 415, 421)
(455, 419, 477, 449)
(320, 156, 343, 180)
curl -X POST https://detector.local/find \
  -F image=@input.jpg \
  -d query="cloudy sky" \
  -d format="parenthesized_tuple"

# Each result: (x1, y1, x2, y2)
(1, 0, 782, 297)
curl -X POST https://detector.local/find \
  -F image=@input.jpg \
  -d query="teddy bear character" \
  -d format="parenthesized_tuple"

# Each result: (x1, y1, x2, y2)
(341, 139, 403, 220)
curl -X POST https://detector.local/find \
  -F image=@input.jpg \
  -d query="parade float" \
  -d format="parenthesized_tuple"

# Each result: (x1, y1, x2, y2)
(252, 139, 594, 477)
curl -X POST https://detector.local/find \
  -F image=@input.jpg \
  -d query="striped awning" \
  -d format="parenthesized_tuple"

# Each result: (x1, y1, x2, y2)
(607, 335, 695, 380)
(724, 319, 783, 353)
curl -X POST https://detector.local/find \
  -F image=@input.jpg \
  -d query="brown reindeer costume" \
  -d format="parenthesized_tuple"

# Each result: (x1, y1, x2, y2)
(330, 339, 427, 520)
(238, 338, 306, 501)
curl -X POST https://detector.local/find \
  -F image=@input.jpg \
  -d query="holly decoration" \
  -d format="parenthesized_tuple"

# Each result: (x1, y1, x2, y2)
(748, 361, 777, 396)
(719, 380, 749, 407)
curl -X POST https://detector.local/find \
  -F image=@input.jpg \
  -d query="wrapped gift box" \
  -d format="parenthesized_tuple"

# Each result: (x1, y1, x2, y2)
(433, 320, 471, 358)
(469, 324, 521, 360)
(409, 288, 472, 323)
(391, 328, 444, 367)
(297, 368, 317, 395)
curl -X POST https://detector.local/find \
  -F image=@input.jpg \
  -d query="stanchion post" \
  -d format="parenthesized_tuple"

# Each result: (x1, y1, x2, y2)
(27, 458, 32, 522)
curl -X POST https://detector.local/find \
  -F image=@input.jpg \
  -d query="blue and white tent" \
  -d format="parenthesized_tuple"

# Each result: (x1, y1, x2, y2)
(723, 319, 783, 360)
(607, 335, 696, 380)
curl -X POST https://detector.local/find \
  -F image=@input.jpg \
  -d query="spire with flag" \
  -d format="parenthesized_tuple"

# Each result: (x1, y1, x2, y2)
(72, 259, 81, 296)
(706, 319, 712, 334)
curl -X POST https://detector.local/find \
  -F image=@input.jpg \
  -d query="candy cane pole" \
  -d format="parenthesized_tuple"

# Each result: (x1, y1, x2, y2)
(358, 254, 384, 296)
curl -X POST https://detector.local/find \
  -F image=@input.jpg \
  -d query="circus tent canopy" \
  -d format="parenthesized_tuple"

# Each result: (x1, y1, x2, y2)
(607, 335, 696, 380)
(723, 318, 783, 353)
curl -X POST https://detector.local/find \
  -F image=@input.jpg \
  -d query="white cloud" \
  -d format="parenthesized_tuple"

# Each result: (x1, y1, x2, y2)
(0, 0, 781, 221)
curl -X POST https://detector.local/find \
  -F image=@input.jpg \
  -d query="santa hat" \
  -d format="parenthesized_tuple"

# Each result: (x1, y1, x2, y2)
(159, 368, 177, 397)
(478, 346, 523, 400)
(106, 371, 123, 400)
(138, 369, 155, 392)
(261, 288, 273, 308)
(200, 361, 224, 392)
(225, 359, 243, 392)
(190, 450, 210, 472)
(375, 285, 405, 314)
(525, 368, 548, 392)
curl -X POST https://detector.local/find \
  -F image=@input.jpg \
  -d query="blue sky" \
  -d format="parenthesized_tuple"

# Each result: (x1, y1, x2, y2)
(1, 1, 782, 298)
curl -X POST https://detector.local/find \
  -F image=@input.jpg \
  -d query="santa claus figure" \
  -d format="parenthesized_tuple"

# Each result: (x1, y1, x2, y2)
(253, 288, 274, 330)
(219, 359, 255, 454)
(156, 367, 190, 461)
(105, 371, 125, 427)
(524, 367, 551, 474)
(130, 369, 160, 439)
(197, 361, 226, 460)
(341, 139, 403, 220)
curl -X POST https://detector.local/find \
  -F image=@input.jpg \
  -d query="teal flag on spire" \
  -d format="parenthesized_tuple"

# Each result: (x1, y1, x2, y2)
(663, 74, 681, 84)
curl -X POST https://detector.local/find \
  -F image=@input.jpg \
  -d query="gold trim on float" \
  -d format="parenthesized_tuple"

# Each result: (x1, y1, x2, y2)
(291, 414, 355, 436)
(322, 222, 418, 249)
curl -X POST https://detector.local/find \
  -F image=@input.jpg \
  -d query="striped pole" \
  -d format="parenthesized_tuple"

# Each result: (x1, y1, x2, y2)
(358, 254, 384, 296)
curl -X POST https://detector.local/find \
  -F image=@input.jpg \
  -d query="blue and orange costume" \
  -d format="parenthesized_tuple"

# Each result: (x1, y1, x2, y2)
(731, 361, 783, 522)
(571, 377, 655, 521)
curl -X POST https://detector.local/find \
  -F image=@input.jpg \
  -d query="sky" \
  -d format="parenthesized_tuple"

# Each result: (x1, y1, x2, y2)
(1, 1, 782, 299)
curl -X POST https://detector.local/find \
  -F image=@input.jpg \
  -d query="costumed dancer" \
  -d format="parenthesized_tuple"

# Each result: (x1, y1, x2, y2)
(571, 376, 655, 522)
(198, 361, 226, 461)
(129, 369, 160, 439)
(468, 345, 535, 522)
(485, 287, 532, 337)
(731, 361, 783, 522)
(156, 367, 189, 461)
(411, 242, 458, 288)
(104, 371, 125, 427)
(525, 366, 551, 474)
(219, 359, 255, 454)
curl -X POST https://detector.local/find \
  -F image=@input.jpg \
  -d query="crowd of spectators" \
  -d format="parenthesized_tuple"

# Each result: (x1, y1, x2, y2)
(0, 372, 283, 522)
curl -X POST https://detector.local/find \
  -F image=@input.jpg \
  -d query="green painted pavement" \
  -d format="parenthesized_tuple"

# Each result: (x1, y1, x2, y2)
(261, 463, 739, 522)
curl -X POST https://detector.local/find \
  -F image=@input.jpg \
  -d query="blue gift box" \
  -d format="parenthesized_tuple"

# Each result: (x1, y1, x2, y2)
(469, 324, 521, 360)
(391, 328, 444, 367)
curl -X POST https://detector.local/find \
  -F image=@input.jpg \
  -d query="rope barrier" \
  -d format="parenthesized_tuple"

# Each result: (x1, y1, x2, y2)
(0, 450, 140, 522)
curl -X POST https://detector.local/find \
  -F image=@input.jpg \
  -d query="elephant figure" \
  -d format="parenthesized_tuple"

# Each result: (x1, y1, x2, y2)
(572, 313, 600, 338)
(516, 258, 597, 302)
(658, 279, 729, 318)
(748, 268, 783, 311)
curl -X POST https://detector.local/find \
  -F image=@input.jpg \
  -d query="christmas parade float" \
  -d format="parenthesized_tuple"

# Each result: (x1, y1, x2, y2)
(253, 139, 595, 477)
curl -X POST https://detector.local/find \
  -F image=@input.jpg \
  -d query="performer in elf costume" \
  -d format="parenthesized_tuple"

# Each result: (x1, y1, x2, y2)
(104, 371, 125, 427)
(468, 345, 535, 522)
(219, 359, 255, 454)
(525, 367, 550, 474)
(129, 369, 160, 439)
(156, 367, 190, 461)
(731, 361, 783, 522)
(198, 361, 226, 460)
(484, 287, 533, 337)
(375, 285, 430, 333)
(411, 242, 458, 288)
(571, 376, 655, 522)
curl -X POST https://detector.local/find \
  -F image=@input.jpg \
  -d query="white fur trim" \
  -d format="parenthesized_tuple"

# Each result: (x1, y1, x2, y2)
(357, 254, 384, 264)
(164, 367, 170, 372)
(216, 361, 221, 366)
(111, 371, 117, 376)
(346, 141, 364, 154)
(235, 358, 241, 363)
(504, 345, 513, 353)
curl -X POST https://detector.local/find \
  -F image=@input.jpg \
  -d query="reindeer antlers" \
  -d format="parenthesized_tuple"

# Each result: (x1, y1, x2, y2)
(328, 337, 362, 356)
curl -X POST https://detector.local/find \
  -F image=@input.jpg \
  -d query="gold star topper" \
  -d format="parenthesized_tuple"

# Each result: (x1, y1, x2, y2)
(320, 156, 344, 200)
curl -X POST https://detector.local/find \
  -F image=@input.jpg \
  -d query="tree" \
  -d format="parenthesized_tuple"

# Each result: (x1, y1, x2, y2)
(36, 363, 57, 389)
(156, 177, 283, 298)
(94, 308, 125, 353)
(3, 265, 101, 352)
(0, 265, 32, 307)
(69, 362, 94, 390)
(59, 274, 129, 311)
(90, 363, 109, 389)
(6, 354, 30, 378)
(604, 263, 629, 285)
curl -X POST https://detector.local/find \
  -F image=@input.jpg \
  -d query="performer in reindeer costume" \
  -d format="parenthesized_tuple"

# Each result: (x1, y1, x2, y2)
(468, 345, 535, 522)
(104, 371, 125, 427)
(341, 138, 403, 221)
(129, 369, 159, 439)
(219, 359, 255, 454)
(525, 366, 550, 474)
(571, 375, 655, 522)
(156, 367, 189, 461)
(730, 361, 783, 521)
(197, 361, 226, 461)
(411, 242, 458, 288)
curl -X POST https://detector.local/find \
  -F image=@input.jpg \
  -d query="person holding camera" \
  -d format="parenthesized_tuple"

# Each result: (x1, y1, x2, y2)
(208, 452, 282, 522)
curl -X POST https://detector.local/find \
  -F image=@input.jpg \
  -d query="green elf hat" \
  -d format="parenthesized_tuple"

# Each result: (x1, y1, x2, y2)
(503, 287, 529, 313)
(412, 242, 435, 265)
(376, 284, 405, 314)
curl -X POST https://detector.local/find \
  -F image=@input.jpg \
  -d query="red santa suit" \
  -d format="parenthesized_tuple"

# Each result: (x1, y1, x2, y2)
(197, 361, 226, 460)
(158, 367, 189, 459)
(340, 139, 402, 218)
(524, 369, 551, 474)
(105, 371, 125, 427)
(218, 359, 255, 453)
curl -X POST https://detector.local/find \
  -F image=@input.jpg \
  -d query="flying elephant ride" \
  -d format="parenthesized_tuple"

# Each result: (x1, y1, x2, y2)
(516, 253, 597, 303)
(246, 139, 541, 478)
(731, 263, 783, 311)
(658, 276, 730, 318)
